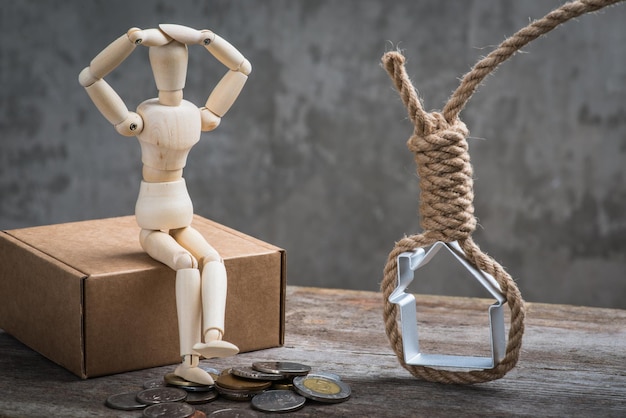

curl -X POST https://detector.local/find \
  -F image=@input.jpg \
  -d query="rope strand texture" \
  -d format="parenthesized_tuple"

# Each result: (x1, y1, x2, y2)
(381, 0, 623, 384)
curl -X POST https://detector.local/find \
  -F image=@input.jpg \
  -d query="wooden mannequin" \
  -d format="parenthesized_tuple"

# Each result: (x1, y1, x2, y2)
(79, 24, 251, 385)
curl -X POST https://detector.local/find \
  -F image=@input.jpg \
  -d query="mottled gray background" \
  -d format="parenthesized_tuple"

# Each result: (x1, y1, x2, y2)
(1, 1, 625, 308)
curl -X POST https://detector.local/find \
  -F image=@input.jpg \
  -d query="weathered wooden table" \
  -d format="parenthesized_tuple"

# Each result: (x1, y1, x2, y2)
(0, 286, 624, 417)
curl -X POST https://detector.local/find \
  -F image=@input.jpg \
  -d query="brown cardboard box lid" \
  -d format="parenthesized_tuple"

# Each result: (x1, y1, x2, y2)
(0, 215, 285, 378)
(7, 216, 282, 275)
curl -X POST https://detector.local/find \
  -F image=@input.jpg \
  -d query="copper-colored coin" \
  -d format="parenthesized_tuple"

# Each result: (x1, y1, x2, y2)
(271, 380, 294, 391)
(216, 369, 271, 391)
(214, 384, 264, 402)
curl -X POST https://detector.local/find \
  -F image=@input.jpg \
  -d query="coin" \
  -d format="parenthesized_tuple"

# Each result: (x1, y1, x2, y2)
(142, 402, 195, 418)
(231, 366, 286, 381)
(136, 387, 188, 405)
(293, 375, 351, 403)
(165, 372, 215, 391)
(143, 378, 166, 389)
(270, 379, 294, 390)
(199, 365, 221, 377)
(216, 369, 271, 391)
(214, 384, 265, 402)
(251, 389, 306, 413)
(184, 389, 219, 404)
(105, 391, 147, 411)
(209, 408, 259, 417)
(310, 371, 342, 381)
(252, 361, 311, 377)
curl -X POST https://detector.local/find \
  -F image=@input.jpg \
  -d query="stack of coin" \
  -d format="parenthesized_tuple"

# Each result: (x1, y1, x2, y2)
(215, 368, 272, 401)
(251, 361, 311, 377)
(105, 375, 217, 416)
(104, 360, 351, 415)
(106, 386, 199, 417)
(163, 371, 220, 405)
(242, 361, 350, 412)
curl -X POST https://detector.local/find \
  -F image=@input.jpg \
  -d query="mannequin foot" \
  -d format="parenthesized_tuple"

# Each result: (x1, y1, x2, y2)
(192, 340, 239, 359)
(174, 355, 214, 385)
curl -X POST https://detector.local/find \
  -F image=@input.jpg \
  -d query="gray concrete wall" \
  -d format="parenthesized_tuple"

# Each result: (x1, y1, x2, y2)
(1, 0, 625, 308)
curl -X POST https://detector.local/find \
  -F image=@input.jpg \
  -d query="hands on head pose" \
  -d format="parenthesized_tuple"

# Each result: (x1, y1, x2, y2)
(79, 24, 251, 385)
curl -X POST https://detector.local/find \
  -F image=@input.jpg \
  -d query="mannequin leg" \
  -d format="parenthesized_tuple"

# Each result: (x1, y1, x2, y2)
(170, 227, 239, 358)
(139, 229, 214, 385)
(193, 260, 239, 358)
(173, 268, 215, 385)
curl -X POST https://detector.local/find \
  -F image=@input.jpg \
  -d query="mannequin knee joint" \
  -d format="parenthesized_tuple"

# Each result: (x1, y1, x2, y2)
(174, 252, 198, 270)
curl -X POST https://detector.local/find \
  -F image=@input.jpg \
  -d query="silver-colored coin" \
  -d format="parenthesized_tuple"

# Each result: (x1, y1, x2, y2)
(136, 387, 188, 405)
(142, 402, 195, 418)
(143, 378, 166, 389)
(185, 389, 219, 404)
(309, 371, 342, 381)
(293, 374, 351, 403)
(209, 409, 259, 417)
(252, 361, 311, 376)
(199, 365, 221, 376)
(231, 366, 285, 381)
(178, 384, 216, 393)
(251, 389, 306, 413)
(105, 391, 147, 411)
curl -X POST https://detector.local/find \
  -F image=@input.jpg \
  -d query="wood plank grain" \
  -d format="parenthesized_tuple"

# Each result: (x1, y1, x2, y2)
(0, 286, 624, 417)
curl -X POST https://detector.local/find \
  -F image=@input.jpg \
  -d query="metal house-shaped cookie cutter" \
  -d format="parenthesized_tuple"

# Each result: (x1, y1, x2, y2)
(389, 241, 506, 369)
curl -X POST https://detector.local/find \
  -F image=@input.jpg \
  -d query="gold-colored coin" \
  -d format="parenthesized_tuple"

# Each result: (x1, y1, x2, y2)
(303, 378, 341, 395)
(293, 375, 351, 403)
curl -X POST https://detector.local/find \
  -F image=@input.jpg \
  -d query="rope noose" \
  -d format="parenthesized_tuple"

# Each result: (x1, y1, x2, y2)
(381, 0, 624, 384)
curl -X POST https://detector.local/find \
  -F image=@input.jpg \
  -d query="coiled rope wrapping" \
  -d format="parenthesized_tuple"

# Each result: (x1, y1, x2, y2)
(381, 0, 624, 384)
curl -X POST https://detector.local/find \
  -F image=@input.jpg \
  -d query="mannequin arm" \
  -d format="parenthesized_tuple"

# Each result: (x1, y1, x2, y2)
(158, 23, 251, 74)
(157, 24, 251, 132)
(201, 30, 251, 131)
(78, 28, 167, 136)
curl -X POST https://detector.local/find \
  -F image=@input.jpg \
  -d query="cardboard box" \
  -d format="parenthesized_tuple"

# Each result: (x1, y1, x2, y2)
(0, 215, 285, 378)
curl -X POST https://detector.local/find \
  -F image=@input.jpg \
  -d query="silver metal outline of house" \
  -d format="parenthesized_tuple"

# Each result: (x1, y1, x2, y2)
(389, 241, 506, 369)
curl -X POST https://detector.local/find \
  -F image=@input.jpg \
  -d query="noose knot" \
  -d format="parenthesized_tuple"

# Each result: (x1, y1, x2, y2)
(383, 50, 476, 243)
(407, 110, 476, 242)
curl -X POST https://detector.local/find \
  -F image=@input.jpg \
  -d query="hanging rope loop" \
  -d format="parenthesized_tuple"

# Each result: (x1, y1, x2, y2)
(382, 53, 521, 384)
(380, 0, 624, 384)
